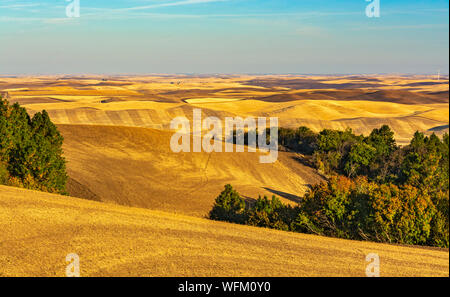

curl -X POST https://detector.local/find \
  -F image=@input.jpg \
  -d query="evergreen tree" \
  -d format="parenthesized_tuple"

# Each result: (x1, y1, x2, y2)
(29, 110, 67, 193)
(0, 96, 67, 194)
(209, 184, 246, 223)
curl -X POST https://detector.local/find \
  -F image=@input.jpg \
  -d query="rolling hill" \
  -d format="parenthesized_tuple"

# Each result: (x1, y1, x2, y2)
(0, 185, 448, 277)
(59, 124, 323, 217)
(0, 75, 449, 277)
(3, 75, 446, 146)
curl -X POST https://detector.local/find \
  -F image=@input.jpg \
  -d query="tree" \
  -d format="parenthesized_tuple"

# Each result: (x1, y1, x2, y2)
(246, 195, 292, 231)
(367, 125, 397, 157)
(399, 132, 442, 187)
(209, 184, 246, 223)
(0, 96, 67, 194)
(4, 102, 33, 180)
(366, 125, 398, 181)
(0, 98, 12, 161)
(29, 110, 67, 193)
(344, 142, 376, 177)
(278, 126, 318, 154)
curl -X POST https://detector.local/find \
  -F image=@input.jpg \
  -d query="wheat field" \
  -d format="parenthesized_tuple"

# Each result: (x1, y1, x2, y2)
(0, 74, 448, 277)
(59, 124, 323, 217)
(0, 185, 448, 277)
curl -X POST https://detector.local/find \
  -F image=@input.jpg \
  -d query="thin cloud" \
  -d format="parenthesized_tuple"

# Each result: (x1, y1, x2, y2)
(0, 3, 41, 9)
(118, 0, 229, 12)
(352, 24, 449, 30)
(79, 9, 362, 21)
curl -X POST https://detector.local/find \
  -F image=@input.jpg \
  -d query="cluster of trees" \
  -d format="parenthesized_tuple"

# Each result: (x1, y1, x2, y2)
(276, 125, 448, 185)
(210, 126, 449, 248)
(209, 185, 297, 232)
(297, 175, 448, 247)
(0, 96, 67, 194)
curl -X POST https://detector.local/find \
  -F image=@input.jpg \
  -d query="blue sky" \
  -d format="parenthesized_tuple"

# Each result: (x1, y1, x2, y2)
(0, 0, 448, 74)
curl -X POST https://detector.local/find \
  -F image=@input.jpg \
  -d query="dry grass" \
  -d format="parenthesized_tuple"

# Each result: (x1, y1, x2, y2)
(0, 185, 448, 277)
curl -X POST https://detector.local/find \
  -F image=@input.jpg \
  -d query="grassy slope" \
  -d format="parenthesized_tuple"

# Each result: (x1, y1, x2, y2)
(0, 185, 448, 277)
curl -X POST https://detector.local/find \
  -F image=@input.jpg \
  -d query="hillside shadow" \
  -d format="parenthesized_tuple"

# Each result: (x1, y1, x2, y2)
(291, 155, 314, 167)
(428, 124, 449, 132)
(263, 188, 303, 204)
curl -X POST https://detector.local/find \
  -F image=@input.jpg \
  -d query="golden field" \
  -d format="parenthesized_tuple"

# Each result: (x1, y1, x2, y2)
(59, 124, 323, 216)
(1, 74, 447, 212)
(1, 75, 448, 146)
(0, 74, 448, 276)
(0, 185, 448, 277)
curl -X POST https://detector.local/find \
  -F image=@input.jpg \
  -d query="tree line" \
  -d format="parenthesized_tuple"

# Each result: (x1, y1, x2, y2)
(0, 96, 67, 194)
(210, 125, 449, 248)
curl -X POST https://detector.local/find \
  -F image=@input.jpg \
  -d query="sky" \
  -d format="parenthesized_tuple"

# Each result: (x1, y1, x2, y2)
(0, 0, 448, 75)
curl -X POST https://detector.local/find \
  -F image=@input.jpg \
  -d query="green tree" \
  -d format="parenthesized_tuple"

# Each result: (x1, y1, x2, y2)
(366, 125, 398, 181)
(29, 110, 67, 193)
(367, 125, 397, 157)
(344, 142, 376, 177)
(4, 102, 33, 180)
(0, 96, 67, 194)
(278, 126, 318, 154)
(246, 195, 292, 231)
(209, 184, 246, 223)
